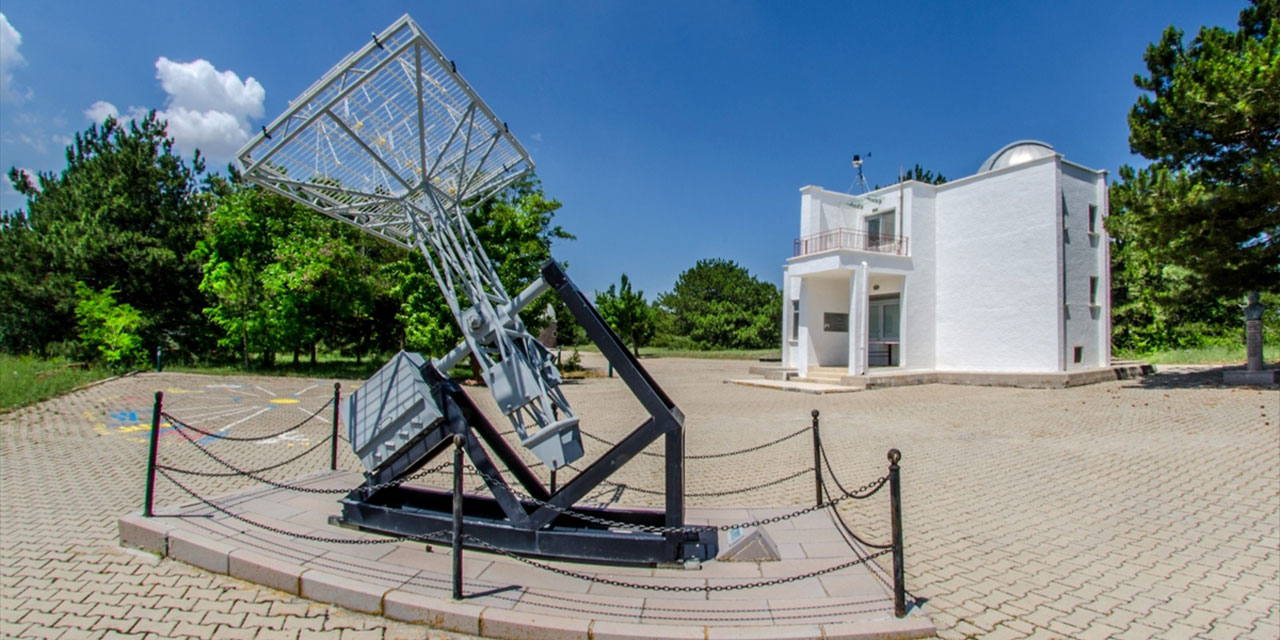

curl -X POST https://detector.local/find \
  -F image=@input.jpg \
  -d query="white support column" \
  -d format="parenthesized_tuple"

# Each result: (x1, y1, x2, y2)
(781, 268, 793, 368)
(848, 265, 869, 376)
(797, 278, 810, 378)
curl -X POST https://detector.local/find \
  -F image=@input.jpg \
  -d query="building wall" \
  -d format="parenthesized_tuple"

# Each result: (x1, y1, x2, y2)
(900, 185, 937, 371)
(804, 275, 853, 367)
(933, 158, 1062, 372)
(1059, 161, 1109, 369)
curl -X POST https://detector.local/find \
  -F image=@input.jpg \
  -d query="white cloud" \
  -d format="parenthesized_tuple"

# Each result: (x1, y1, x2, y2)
(530, 132, 544, 143)
(84, 58, 265, 164)
(85, 100, 119, 122)
(155, 57, 264, 120)
(152, 57, 265, 162)
(84, 100, 149, 124)
(0, 12, 31, 103)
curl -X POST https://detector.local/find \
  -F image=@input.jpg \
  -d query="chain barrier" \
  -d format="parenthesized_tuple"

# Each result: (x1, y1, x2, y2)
(157, 466, 893, 594)
(161, 417, 454, 495)
(162, 397, 332, 442)
(818, 441, 893, 550)
(615, 467, 814, 498)
(157, 468, 452, 544)
(462, 465, 888, 535)
(158, 434, 332, 478)
(580, 423, 812, 460)
(469, 532, 891, 593)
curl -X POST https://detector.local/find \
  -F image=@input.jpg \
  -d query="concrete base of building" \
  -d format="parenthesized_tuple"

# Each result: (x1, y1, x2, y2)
(747, 362, 1153, 391)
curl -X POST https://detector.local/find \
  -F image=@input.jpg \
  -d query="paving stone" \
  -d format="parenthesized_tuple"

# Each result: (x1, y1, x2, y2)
(3, 364, 1278, 640)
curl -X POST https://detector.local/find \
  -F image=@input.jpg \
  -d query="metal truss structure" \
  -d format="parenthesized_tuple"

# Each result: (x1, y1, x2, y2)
(237, 15, 715, 565)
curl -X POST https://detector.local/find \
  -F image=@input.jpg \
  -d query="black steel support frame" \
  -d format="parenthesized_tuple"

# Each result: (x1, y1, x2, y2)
(337, 260, 716, 565)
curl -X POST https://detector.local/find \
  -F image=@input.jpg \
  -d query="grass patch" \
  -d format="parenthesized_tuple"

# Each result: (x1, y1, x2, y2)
(1118, 343, 1280, 365)
(569, 344, 780, 361)
(166, 352, 487, 382)
(0, 355, 117, 413)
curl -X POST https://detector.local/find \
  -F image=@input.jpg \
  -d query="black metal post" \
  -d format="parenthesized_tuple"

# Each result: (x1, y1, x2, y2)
(549, 468, 557, 495)
(451, 434, 464, 600)
(330, 383, 341, 471)
(144, 391, 163, 517)
(811, 409, 823, 507)
(888, 448, 906, 617)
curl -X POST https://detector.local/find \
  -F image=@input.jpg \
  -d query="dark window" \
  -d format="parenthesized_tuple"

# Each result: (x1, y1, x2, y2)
(791, 301, 799, 340)
(823, 312, 849, 333)
(1088, 204, 1098, 233)
(1090, 277, 1099, 306)
(1074, 346, 1084, 363)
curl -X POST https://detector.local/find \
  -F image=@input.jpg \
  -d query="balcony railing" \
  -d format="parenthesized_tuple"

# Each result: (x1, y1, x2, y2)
(793, 228, 909, 257)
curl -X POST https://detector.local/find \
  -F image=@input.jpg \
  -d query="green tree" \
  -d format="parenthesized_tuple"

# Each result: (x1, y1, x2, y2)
(74, 282, 144, 368)
(595, 274, 654, 356)
(192, 186, 287, 366)
(658, 259, 782, 350)
(195, 182, 385, 366)
(899, 164, 947, 185)
(4, 113, 212, 356)
(1109, 0, 1279, 302)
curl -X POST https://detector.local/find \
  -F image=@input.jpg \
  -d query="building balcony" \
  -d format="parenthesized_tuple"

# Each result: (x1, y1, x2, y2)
(793, 228, 909, 258)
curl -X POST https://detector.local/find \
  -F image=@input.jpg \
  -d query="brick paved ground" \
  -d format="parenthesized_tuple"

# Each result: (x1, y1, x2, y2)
(1, 358, 1277, 639)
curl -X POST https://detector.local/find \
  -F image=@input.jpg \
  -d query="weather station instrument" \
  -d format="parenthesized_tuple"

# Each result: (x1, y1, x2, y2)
(236, 15, 715, 565)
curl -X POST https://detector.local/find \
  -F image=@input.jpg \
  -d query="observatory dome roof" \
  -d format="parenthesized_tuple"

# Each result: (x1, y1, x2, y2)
(979, 140, 1055, 173)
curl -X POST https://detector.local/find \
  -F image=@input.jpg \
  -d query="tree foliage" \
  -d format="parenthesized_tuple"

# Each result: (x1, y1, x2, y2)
(900, 164, 947, 185)
(595, 274, 654, 355)
(2, 113, 211, 355)
(1109, 0, 1279, 299)
(657, 259, 781, 350)
(74, 282, 145, 368)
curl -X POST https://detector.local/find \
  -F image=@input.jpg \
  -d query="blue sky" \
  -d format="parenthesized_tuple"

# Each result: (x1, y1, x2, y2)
(0, 1, 1243, 298)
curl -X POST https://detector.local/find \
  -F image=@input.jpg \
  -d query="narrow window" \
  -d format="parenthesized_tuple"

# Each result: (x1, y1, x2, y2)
(791, 301, 799, 340)
(1088, 204, 1098, 233)
(1074, 346, 1083, 363)
(1090, 277, 1099, 306)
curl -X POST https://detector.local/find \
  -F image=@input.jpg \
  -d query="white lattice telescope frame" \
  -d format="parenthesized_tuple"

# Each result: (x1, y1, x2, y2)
(236, 15, 580, 470)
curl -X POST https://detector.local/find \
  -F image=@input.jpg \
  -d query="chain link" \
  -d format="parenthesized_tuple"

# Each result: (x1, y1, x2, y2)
(464, 531, 891, 593)
(162, 420, 451, 495)
(162, 397, 332, 442)
(161, 431, 332, 478)
(158, 468, 891, 594)
(157, 468, 451, 545)
(464, 465, 888, 534)
(580, 424, 812, 460)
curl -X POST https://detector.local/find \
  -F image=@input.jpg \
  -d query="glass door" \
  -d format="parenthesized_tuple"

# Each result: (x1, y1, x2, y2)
(868, 295, 900, 366)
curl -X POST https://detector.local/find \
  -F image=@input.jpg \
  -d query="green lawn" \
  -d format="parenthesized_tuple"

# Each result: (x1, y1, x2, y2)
(0, 355, 117, 413)
(1119, 343, 1280, 365)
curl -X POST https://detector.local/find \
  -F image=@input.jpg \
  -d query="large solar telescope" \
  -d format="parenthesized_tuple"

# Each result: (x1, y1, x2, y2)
(237, 15, 581, 472)
(237, 15, 715, 565)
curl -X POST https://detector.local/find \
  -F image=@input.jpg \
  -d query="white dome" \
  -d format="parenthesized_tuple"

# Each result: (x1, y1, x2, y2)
(979, 140, 1055, 172)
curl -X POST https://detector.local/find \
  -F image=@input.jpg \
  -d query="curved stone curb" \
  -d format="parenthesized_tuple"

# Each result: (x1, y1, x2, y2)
(119, 493, 936, 640)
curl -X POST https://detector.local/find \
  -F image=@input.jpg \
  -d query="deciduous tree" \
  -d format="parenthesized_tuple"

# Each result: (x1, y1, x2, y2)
(595, 274, 654, 356)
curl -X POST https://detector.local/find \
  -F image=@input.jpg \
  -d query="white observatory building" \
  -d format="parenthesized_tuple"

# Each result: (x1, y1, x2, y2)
(780, 141, 1114, 384)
